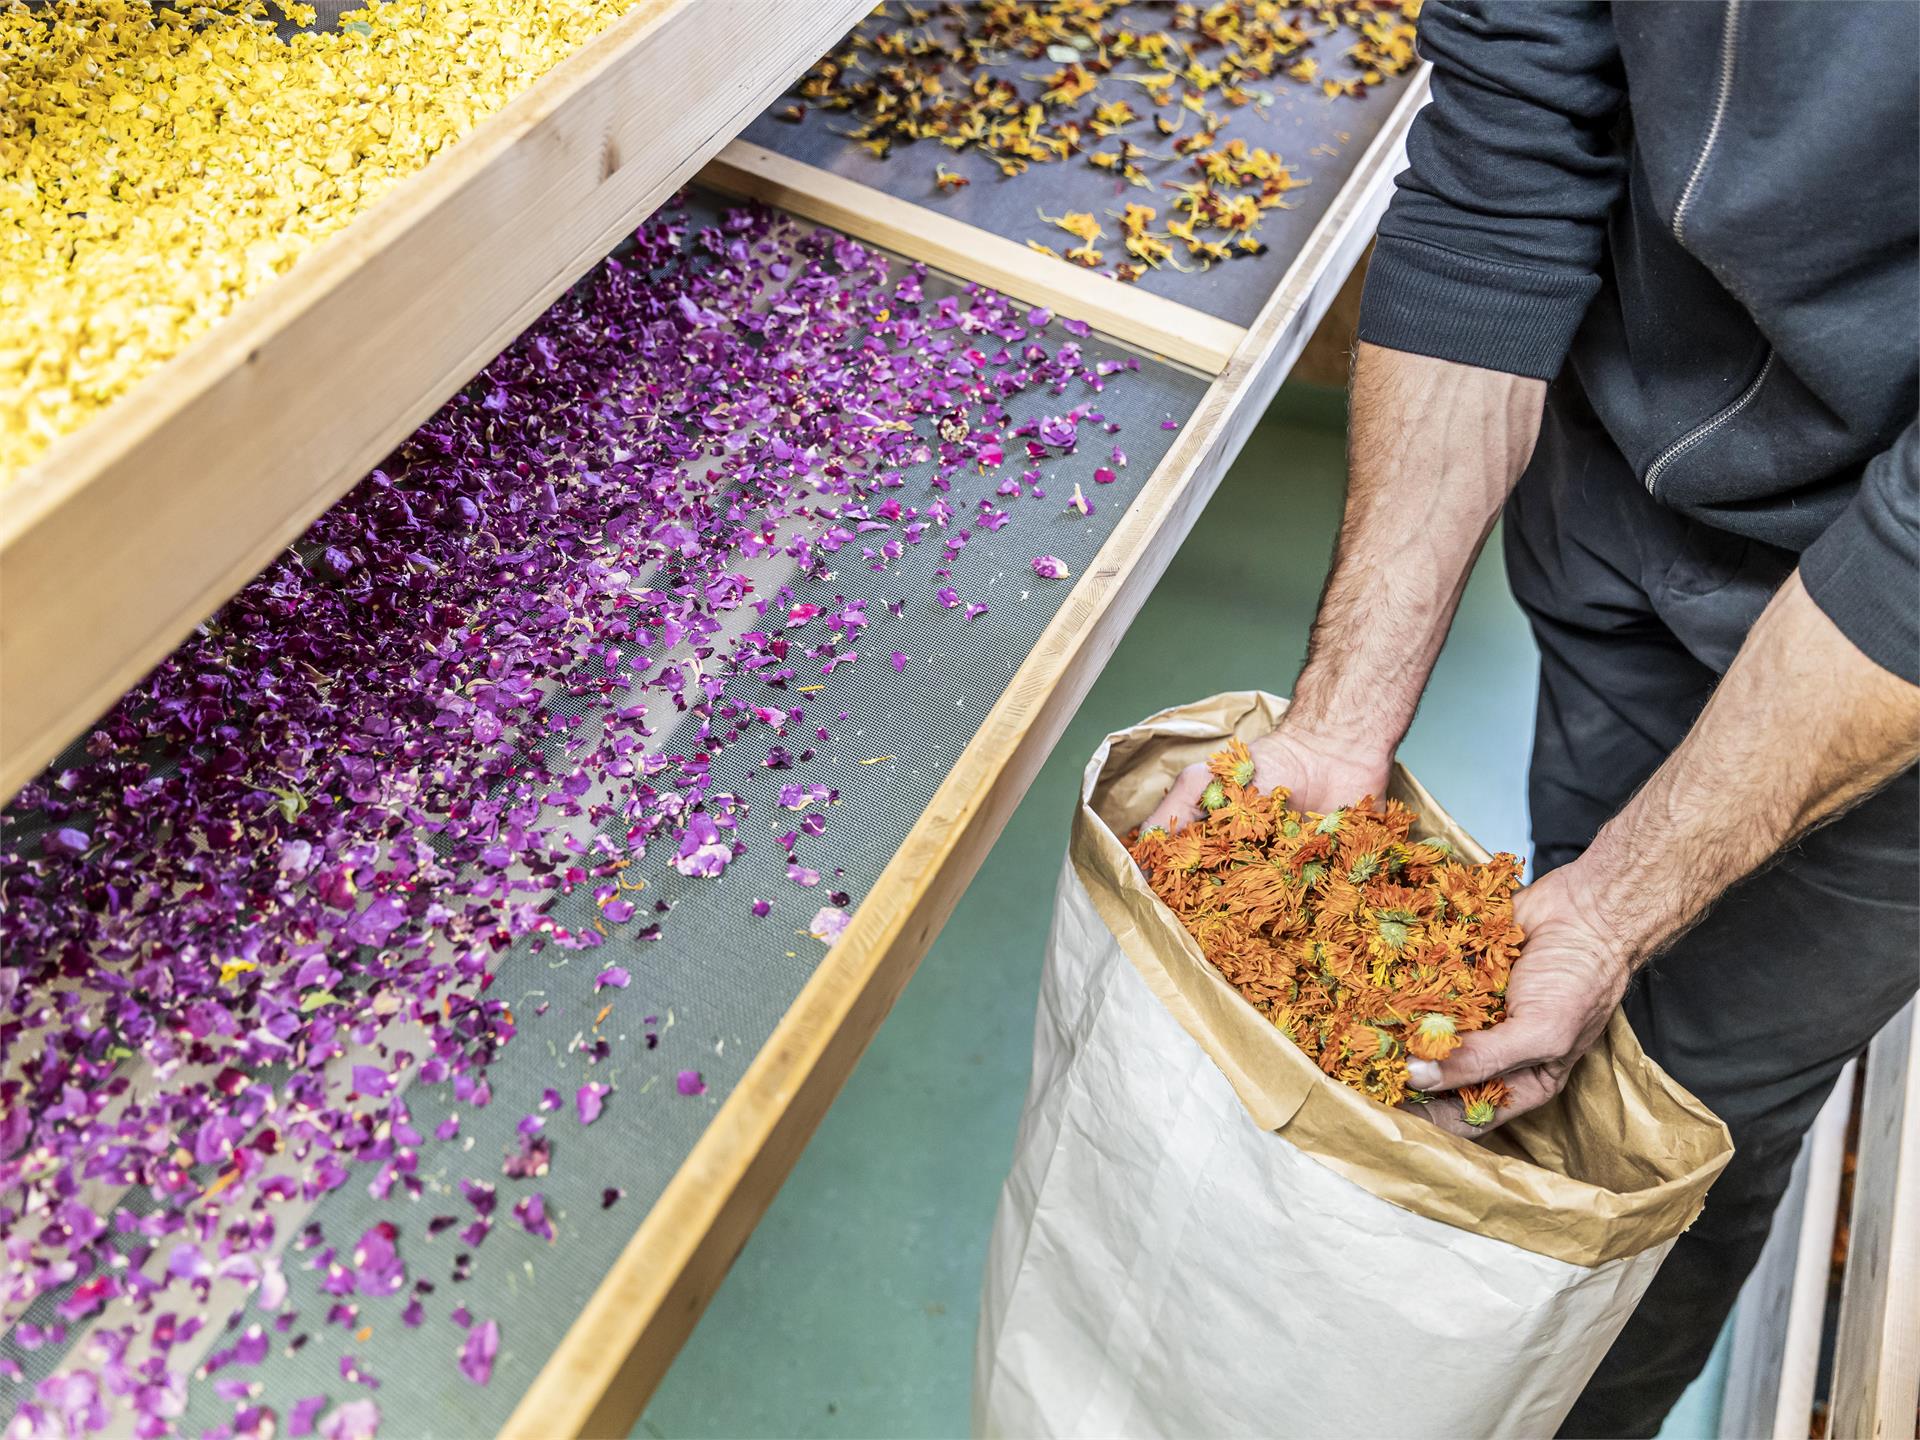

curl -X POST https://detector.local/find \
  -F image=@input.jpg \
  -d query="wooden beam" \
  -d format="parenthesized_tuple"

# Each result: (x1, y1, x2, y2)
(702, 141, 1248, 375)
(505, 67, 1427, 1440)
(0, 0, 871, 802)
(1831, 999, 1920, 1440)
(1719, 1061, 1854, 1439)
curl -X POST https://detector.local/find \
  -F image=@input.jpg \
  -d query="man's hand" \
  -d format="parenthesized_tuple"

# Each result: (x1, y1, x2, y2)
(1141, 345, 1547, 835)
(1408, 573, 1920, 1137)
(1142, 725, 1391, 832)
(1409, 866, 1631, 1135)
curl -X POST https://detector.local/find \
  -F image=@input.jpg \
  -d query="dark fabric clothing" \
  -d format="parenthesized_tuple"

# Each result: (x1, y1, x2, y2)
(1359, 0, 1920, 683)
(1504, 380, 1920, 1437)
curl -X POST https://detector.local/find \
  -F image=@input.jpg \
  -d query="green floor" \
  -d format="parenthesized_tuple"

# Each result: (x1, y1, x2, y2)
(636, 385, 1727, 1439)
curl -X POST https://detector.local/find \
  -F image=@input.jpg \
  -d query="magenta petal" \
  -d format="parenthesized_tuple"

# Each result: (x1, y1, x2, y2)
(676, 1070, 707, 1097)
(575, 1083, 607, 1126)
(458, 1319, 500, 1386)
(808, 906, 852, 943)
(289, 1396, 328, 1437)
(318, 1399, 380, 1440)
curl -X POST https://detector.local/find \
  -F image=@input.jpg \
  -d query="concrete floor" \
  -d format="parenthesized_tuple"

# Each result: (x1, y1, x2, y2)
(635, 385, 1728, 1439)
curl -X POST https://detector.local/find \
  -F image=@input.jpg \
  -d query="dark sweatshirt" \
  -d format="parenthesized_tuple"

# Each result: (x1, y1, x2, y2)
(1357, 0, 1919, 683)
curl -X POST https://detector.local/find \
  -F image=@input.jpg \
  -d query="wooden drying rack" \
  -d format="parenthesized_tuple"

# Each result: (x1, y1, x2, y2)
(2, 1, 1438, 1428)
(507, 69, 1434, 1440)
(0, 0, 872, 803)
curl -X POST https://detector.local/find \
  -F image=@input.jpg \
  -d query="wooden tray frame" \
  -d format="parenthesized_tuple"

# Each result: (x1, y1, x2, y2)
(1720, 999, 1920, 1439)
(0, 0, 870, 802)
(502, 70, 1431, 1438)
(6, 12, 1427, 1423)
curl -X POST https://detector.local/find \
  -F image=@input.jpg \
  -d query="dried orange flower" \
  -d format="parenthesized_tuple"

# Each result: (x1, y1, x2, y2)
(792, 0, 1422, 281)
(1458, 1079, 1512, 1129)
(1130, 742, 1524, 1111)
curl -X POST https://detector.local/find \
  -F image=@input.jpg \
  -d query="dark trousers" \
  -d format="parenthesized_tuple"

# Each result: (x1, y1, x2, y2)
(1502, 381, 1920, 1439)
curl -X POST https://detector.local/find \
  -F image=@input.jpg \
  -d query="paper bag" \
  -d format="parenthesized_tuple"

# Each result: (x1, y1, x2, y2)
(974, 693, 1732, 1439)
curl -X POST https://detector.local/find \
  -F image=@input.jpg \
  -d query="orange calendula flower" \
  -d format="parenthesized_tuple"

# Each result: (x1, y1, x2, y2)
(1131, 740, 1522, 1113)
(1207, 738, 1260, 789)
(1458, 1079, 1513, 1129)
(1406, 1011, 1461, 1062)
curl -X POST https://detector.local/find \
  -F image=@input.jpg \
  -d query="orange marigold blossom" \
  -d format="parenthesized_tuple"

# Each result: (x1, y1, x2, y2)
(1130, 740, 1524, 1114)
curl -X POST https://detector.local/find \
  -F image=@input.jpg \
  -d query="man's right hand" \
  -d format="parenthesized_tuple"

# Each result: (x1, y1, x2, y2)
(1141, 724, 1392, 832)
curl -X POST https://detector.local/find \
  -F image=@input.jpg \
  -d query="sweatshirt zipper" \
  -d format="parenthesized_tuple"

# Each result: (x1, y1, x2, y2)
(1644, 349, 1775, 495)
(1646, 1, 1764, 497)
(1673, 0, 1744, 244)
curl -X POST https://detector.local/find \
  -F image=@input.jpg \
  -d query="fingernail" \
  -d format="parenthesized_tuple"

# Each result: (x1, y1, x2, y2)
(1406, 1060, 1442, 1089)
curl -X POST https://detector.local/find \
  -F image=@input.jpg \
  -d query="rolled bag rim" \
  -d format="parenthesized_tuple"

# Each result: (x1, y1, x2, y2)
(1071, 690, 1733, 1269)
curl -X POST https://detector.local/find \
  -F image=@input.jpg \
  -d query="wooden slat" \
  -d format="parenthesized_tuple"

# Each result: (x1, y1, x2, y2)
(0, 0, 871, 803)
(505, 67, 1429, 1440)
(1719, 1060, 1854, 1440)
(702, 141, 1248, 375)
(1831, 998, 1920, 1440)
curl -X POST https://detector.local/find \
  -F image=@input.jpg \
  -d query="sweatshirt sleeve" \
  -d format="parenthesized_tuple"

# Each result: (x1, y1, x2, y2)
(1799, 421, 1920, 684)
(1357, 1, 1629, 380)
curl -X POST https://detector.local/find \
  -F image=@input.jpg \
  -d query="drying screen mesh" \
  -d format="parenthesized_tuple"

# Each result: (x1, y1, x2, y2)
(0, 194, 1207, 1432)
(741, 2, 1416, 328)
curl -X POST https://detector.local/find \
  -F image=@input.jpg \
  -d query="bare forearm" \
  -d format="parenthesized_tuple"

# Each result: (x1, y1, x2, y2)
(1569, 572, 1920, 966)
(1285, 342, 1546, 760)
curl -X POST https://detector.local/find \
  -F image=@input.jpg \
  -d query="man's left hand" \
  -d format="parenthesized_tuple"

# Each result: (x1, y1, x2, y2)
(1407, 864, 1633, 1136)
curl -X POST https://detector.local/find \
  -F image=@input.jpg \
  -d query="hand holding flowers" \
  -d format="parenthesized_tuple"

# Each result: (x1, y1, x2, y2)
(1142, 722, 1392, 833)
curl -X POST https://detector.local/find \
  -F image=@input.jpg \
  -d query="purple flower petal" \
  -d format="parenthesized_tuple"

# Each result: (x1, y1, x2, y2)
(43, 827, 90, 859)
(575, 1083, 608, 1126)
(289, 1396, 329, 1437)
(458, 1319, 500, 1386)
(318, 1399, 380, 1440)
(809, 907, 852, 943)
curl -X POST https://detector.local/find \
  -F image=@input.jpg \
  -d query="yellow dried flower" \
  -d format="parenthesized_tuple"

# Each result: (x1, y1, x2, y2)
(0, 0, 632, 481)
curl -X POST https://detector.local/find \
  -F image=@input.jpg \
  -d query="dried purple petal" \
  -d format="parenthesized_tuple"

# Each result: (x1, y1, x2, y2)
(575, 1083, 609, 1126)
(458, 1318, 500, 1387)
(318, 1398, 380, 1440)
(672, 812, 732, 878)
(289, 1396, 329, 1437)
(0, 196, 1143, 1415)
(809, 907, 852, 943)
(43, 827, 89, 858)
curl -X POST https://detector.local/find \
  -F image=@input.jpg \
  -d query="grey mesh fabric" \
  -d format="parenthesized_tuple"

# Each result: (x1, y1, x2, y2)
(0, 197, 1205, 1433)
(742, 3, 1418, 327)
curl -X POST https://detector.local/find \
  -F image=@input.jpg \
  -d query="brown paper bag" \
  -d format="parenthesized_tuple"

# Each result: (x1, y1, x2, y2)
(974, 693, 1733, 1438)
